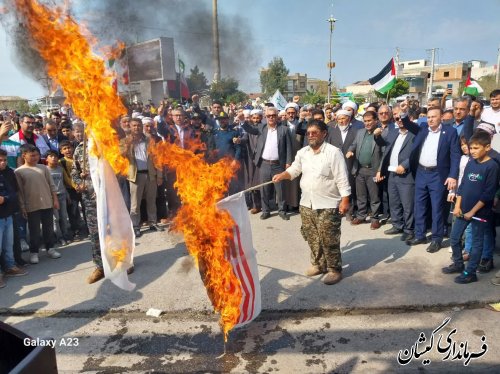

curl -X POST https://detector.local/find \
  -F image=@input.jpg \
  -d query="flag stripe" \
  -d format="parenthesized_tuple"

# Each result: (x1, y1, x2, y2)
(369, 58, 396, 94)
(368, 59, 394, 85)
(228, 227, 251, 323)
(234, 225, 256, 322)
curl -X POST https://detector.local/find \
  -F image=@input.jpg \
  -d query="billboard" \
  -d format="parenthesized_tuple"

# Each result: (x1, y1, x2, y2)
(127, 37, 176, 82)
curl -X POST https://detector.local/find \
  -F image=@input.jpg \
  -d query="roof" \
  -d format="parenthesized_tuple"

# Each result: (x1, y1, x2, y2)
(346, 80, 371, 86)
(0, 96, 28, 101)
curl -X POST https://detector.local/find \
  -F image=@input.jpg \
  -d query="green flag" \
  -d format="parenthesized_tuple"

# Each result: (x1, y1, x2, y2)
(178, 58, 185, 74)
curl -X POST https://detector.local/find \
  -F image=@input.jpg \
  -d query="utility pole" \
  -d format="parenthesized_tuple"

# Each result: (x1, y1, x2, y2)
(327, 16, 337, 103)
(212, 0, 221, 82)
(395, 47, 400, 76)
(427, 48, 437, 100)
(496, 44, 500, 85)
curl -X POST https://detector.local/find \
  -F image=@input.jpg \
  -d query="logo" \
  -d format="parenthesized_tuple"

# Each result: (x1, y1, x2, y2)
(468, 173, 483, 182)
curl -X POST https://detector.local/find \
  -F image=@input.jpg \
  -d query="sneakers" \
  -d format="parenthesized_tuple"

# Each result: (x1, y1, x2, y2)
(0, 275, 5, 288)
(323, 271, 342, 285)
(30, 253, 39, 264)
(4, 266, 28, 277)
(87, 268, 105, 284)
(454, 271, 478, 284)
(305, 266, 326, 277)
(47, 249, 61, 259)
(442, 263, 464, 274)
(478, 259, 494, 273)
(20, 239, 30, 252)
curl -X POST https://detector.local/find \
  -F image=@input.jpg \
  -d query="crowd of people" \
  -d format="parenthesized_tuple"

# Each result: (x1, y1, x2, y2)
(1, 88, 499, 287)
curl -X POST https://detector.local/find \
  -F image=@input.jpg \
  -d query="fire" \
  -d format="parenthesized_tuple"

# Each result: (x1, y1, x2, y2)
(12, 0, 128, 174)
(150, 140, 243, 340)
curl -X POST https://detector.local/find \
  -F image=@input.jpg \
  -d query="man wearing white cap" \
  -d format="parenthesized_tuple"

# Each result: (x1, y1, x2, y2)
(329, 109, 361, 220)
(342, 101, 364, 130)
(283, 102, 302, 211)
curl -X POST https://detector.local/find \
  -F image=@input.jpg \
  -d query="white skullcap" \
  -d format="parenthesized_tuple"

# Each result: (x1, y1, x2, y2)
(476, 122, 495, 136)
(336, 109, 352, 118)
(243, 109, 251, 116)
(285, 102, 299, 111)
(131, 111, 141, 118)
(250, 109, 263, 116)
(342, 101, 358, 111)
(142, 117, 154, 124)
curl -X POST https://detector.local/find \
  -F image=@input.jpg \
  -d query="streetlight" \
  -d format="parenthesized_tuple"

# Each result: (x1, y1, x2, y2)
(327, 16, 337, 103)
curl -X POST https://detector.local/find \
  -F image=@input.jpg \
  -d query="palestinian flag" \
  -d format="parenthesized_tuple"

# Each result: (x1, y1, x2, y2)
(369, 58, 396, 94)
(463, 75, 483, 97)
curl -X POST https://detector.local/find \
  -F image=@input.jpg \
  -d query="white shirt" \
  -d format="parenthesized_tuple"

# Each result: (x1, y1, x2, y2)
(175, 124, 185, 148)
(133, 140, 148, 171)
(261, 126, 279, 160)
(286, 142, 351, 209)
(481, 107, 500, 128)
(419, 125, 441, 167)
(338, 125, 350, 143)
(389, 131, 408, 171)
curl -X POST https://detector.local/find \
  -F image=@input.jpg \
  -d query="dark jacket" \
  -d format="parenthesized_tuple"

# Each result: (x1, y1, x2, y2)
(348, 128, 386, 175)
(242, 121, 293, 169)
(380, 129, 416, 182)
(0, 166, 19, 218)
(329, 124, 360, 174)
(42, 134, 69, 155)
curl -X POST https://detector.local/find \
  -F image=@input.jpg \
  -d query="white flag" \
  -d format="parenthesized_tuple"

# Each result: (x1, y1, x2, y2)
(89, 145, 135, 291)
(269, 89, 288, 111)
(217, 192, 261, 327)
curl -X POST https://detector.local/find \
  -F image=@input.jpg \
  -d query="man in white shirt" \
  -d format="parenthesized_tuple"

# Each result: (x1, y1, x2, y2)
(273, 120, 351, 285)
(482, 89, 500, 130)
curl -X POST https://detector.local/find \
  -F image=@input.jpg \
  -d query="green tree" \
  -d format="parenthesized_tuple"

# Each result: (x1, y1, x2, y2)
(186, 65, 209, 94)
(260, 57, 289, 97)
(209, 77, 245, 103)
(8, 100, 30, 114)
(375, 78, 409, 100)
(477, 74, 498, 98)
(302, 89, 325, 105)
(29, 102, 41, 113)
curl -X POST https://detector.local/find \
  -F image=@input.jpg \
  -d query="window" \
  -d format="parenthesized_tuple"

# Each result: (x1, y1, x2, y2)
(443, 71, 450, 77)
(300, 82, 305, 88)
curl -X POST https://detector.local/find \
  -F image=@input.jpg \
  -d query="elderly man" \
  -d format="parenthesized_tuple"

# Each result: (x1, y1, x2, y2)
(342, 101, 364, 129)
(452, 97, 471, 136)
(273, 119, 351, 285)
(242, 107, 293, 220)
(283, 102, 302, 211)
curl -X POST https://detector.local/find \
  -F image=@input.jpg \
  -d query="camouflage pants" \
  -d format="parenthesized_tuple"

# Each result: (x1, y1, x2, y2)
(300, 206, 342, 272)
(82, 194, 102, 269)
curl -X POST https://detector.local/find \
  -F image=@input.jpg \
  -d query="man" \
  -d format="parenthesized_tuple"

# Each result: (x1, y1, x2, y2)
(329, 109, 360, 220)
(272, 120, 350, 285)
(242, 107, 292, 220)
(378, 105, 416, 241)
(347, 111, 386, 229)
(482, 89, 500, 129)
(121, 118, 164, 238)
(120, 116, 131, 136)
(283, 102, 302, 211)
(206, 101, 224, 129)
(43, 119, 68, 155)
(452, 97, 471, 136)
(378, 104, 398, 140)
(403, 104, 461, 252)
(9, 114, 50, 163)
(342, 101, 364, 129)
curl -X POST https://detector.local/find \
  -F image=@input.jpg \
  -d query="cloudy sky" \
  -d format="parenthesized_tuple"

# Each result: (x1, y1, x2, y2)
(1, 0, 499, 100)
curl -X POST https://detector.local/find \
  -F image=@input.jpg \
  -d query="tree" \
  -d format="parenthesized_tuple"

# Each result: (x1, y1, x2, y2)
(186, 65, 209, 94)
(375, 78, 409, 100)
(7, 100, 30, 114)
(260, 57, 289, 97)
(209, 77, 247, 103)
(302, 89, 325, 105)
(477, 74, 498, 98)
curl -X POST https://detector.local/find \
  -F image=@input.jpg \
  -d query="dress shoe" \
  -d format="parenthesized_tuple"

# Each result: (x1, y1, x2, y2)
(384, 227, 403, 235)
(150, 224, 165, 232)
(278, 211, 290, 221)
(87, 267, 105, 284)
(426, 241, 441, 253)
(250, 208, 261, 214)
(305, 266, 326, 277)
(442, 263, 464, 274)
(406, 237, 427, 246)
(350, 217, 364, 225)
(260, 212, 271, 220)
(401, 232, 414, 241)
(127, 266, 135, 275)
(134, 228, 142, 238)
(370, 220, 381, 230)
(323, 271, 342, 285)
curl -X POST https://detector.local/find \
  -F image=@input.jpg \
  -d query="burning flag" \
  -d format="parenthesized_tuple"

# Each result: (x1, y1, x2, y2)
(11, 0, 134, 288)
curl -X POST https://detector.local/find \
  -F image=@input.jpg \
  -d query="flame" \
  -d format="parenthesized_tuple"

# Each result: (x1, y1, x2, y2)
(12, 0, 128, 174)
(150, 140, 242, 340)
(105, 234, 129, 271)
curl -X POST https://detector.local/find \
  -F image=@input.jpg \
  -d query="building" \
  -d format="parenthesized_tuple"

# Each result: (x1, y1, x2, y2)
(0, 96, 29, 110)
(282, 73, 308, 100)
(470, 60, 498, 80)
(343, 80, 373, 96)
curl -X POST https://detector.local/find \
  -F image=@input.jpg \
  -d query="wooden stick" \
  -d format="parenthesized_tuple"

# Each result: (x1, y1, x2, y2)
(240, 180, 275, 193)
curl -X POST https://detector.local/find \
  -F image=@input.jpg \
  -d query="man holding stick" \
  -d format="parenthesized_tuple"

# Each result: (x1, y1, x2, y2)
(273, 120, 351, 285)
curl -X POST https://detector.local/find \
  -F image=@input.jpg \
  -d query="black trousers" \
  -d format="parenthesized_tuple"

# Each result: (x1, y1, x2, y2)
(259, 161, 285, 213)
(355, 167, 381, 221)
(27, 208, 54, 253)
(388, 173, 414, 233)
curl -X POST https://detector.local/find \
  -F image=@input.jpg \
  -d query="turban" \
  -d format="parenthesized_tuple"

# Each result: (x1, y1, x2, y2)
(243, 109, 251, 116)
(250, 109, 263, 116)
(476, 122, 495, 136)
(285, 102, 299, 111)
(131, 111, 141, 118)
(342, 101, 358, 112)
(141, 117, 154, 124)
(336, 109, 352, 118)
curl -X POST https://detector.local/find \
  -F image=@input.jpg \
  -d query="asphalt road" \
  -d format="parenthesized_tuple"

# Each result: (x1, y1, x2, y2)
(1, 213, 499, 373)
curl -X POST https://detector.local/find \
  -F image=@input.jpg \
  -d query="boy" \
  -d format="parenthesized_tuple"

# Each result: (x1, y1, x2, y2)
(15, 144, 61, 264)
(0, 149, 27, 288)
(442, 131, 499, 283)
(46, 150, 71, 246)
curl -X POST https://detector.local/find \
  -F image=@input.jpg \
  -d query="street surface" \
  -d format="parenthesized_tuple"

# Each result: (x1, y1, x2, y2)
(1, 213, 499, 373)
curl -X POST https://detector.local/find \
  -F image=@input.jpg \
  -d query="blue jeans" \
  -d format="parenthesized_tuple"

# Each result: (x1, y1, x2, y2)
(0, 216, 16, 270)
(451, 217, 487, 273)
(464, 221, 494, 259)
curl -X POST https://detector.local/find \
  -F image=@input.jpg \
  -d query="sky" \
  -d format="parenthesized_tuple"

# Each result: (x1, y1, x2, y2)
(0, 0, 499, 100)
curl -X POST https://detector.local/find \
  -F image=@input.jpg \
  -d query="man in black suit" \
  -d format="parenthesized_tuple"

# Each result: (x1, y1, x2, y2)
(329, 109, 360, 220)
(43, 119, 68, 156)
(242, 107, 293, 220)
(347, 111, 386, 229)
(378, 105, 416, 241)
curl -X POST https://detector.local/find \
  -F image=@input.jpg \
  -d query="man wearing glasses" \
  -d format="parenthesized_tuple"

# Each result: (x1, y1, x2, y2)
(242, 107, 292, 220)
(272, 120, 351, 285)
(9, 114, 50, 165)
